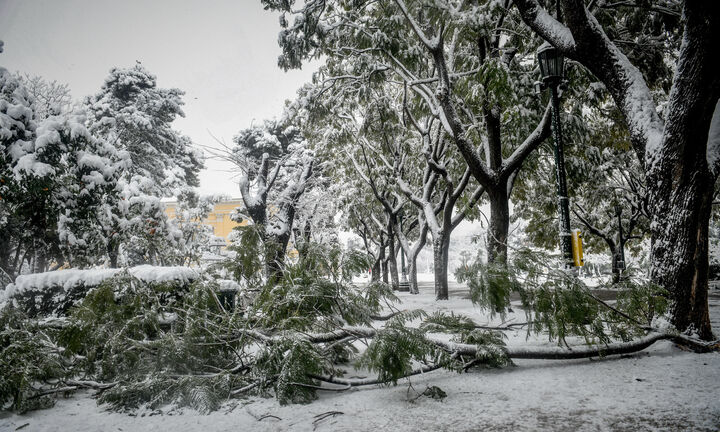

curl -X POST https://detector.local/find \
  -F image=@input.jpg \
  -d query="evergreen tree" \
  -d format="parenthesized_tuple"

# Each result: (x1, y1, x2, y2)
(0, 66, 38, 281)
(86, 63, 203, 196)
(85, 64, 204, 266)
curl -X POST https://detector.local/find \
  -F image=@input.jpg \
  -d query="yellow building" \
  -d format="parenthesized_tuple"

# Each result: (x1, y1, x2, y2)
(164, 198, 248, 240)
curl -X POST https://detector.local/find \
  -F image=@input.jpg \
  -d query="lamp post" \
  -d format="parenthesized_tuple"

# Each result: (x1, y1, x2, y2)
(398, 211, 410, 292)
(537, 43, 573, 269)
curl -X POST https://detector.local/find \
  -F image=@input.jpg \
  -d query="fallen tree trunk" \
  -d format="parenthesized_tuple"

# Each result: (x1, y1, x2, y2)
(434, 332, 670, 360)
(246, 325, 719, 355)
(302, 330, 718, 389)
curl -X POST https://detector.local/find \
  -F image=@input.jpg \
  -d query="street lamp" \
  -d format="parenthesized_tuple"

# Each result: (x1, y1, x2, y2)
(536, 43, 574, 268)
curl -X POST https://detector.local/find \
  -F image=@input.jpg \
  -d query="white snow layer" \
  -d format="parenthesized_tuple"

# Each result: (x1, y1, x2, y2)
(2, 282, 719, 431)
(1, 266, 199, 302)
(707, 98, 720, 176)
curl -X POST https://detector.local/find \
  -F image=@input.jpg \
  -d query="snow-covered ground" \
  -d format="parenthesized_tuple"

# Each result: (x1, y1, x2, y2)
(2, 283, 719, 432)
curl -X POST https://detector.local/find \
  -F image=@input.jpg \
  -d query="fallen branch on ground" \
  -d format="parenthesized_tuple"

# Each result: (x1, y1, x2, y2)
(309, 360, 447, 388)
(296, 329, 718, 389)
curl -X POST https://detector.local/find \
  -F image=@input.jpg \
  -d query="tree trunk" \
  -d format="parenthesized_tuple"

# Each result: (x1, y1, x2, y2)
(265, 239, 286, 282)
(487, 186, 510, 264)
(107, 242, 119, 269)
(407, 233, 427, 295)
(433, 233, 451, 300)
(379, 235, 388, 284)
(371, 256, 381, 282)
(265, 215, 295, 283)
(645, 3, 719, 341)
(648, 166, 714, 340)
(408, 258, 419, 294)
(387, 226, 399, 291)
(0, 235, 13, 281)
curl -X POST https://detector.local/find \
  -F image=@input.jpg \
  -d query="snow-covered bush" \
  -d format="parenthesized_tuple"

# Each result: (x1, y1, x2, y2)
(1, 266, 198, 317)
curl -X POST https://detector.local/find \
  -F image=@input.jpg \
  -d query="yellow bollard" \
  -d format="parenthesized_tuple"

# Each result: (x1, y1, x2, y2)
(571, 229, 584, 267)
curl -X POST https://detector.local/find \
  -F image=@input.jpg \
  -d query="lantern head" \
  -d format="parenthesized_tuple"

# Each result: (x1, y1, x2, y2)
(537, 42, 564, 84)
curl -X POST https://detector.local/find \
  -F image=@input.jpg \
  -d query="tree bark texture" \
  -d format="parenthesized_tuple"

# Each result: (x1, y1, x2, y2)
(646, 1, 719, 340)
(371, 256, 381, 282)
(433, 234, 451, 300)
(379, 234, 388, 284)
(387, 221, 400, 290)
(487, 186, 510, 264)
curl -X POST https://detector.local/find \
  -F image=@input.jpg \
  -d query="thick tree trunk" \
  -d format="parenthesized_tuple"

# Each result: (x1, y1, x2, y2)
(487, 187, 510, 264)
(265, 209, 296, 282)
(649, 167, 714, 340)
(265, 239, 286, 282)
(646, 2, 719, 341)
(433, 233, 451, 300)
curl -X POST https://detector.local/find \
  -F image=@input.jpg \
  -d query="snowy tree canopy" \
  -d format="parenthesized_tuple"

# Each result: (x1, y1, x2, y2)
(86, 63, 203, 197)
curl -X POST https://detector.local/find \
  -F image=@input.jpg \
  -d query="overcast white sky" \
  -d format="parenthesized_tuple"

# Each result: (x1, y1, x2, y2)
(0, 0, 318, 196)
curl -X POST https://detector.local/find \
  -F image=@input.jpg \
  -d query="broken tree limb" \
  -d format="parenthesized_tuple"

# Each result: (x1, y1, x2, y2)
(429, 332, 671, 360)
(303, 332, 720, 389)
(309, 360, 447, 388)
(64, 379, 118, 390)
(241, 325, 718, 356)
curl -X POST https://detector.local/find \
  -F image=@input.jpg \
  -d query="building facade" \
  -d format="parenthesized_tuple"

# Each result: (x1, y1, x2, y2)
(164, 198, 248, 241)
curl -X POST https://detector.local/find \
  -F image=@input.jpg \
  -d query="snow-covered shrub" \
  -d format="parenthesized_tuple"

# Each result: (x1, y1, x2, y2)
(2, 266, 198, 318)
(63, 275, 243, 413)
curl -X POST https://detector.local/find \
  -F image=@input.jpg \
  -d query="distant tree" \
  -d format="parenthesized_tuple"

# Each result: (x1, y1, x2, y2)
(16, 74, 72, 120)
(39, 113, 126, 268)
(233, 114, 314, 279)
(169, 190, 220, 266)
(0, 66, 127, 276)
(0, 66, 39, 281)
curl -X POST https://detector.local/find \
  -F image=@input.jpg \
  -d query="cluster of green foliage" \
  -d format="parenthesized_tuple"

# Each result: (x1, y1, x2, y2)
(358, 311, 436, 384)
(4, 241, 667, 415)
(0, 308, 67, 412)
(456, 248, 668, 347)
(420, 311, 512, 370)
(0, 242, 402, 412)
